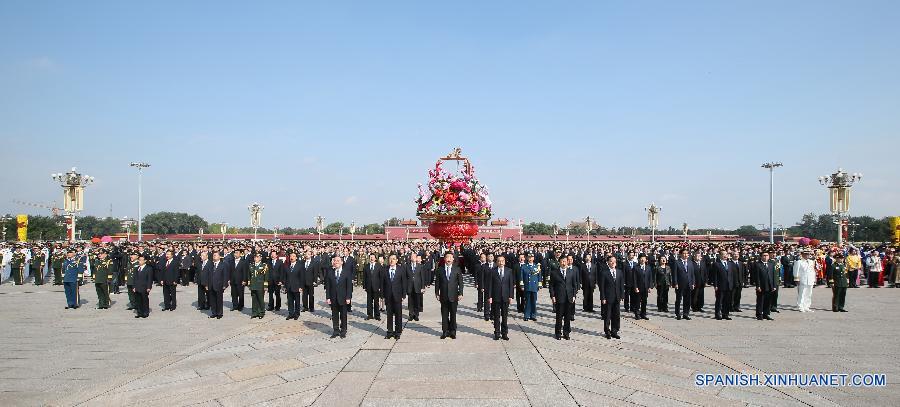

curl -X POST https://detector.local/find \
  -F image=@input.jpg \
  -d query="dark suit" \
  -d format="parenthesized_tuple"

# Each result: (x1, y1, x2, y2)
(485, 266, 515, 337)
(480, 262, 495, 320)
(712, 260, 733, 318)
(284, 261, 303, 317)
(161, 258, 179, 310)
(434, 265, 464, 337)
(324, 265, 353, 336)
(691, 260, 708, 311)
(580, 261, 597, 312)
(300, 258, 317, 311)
(381, 265, 408, 336)
(598, 266, 624, 335)
(549, 266, 578, 337)
(197, 259, 211, 310)
(632, 263, 653, 318)
(133, 264, 154, 317)
(754, 261, 776, 318)
(363, 262, 382, 319)
(672, 258, 695, 318)
(732, 261, 745, 311)
(208, 260, 228, 317)
(407, 262, 425, 320)
(267, 258, 283, 310)
(227, 254, 248, 310)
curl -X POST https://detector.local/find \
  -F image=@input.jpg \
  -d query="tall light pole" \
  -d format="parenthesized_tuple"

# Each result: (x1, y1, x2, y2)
(645, 203, 661, 243)
(819, 168, 861, 245)
(350, 221, 356, 242)
(315, 215, 324, 242)
(761, 162, 783, 244)
(52, 167, 94, 242)
(248, 202, 264, 240)
(585, 216, 595, 242)
(129, 162, 150, 241)
(220, 222, 228, 240)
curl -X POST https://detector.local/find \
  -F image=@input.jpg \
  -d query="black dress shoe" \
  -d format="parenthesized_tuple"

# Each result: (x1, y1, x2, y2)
(611, 333, 621, 339)
(605, 333, 611, 339)
(209, 315, 216, 319)
(554, 334, 561, 340)
(764, 316, 774, 320)
(502, 335, 509, 341)
(563, 335, 570, 340)
(134, 315, 141, 318)
(365, 316, 371, 321)
(683, 316, 691, 320)
(772, 309, 779, 313)
(715, 316, 722, 320)
(724, 316, 732, 320)
(385, 334, 393, 339)
(330, 333, 338, 338)
(839, 309, 848, 312)
(216, 316, 222, 319)
(266, 307, 274, 311)
(449, 334, 456, 339)
(65, 306, 69, 309)
(676, 315, 682, 320)
(440, 334, 447, 339)
(643, 316, 650, 320)
(340, 333, 346, 338)
(757, 316, 763, 320)
(493, 335, 499, 341)
(375, 317, 381, 321)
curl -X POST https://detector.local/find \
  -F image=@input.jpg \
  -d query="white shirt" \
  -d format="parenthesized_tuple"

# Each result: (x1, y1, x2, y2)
(793, 259, 817, 286)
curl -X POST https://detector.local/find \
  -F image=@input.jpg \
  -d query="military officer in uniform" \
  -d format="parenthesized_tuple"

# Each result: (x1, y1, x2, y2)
(249, 253, 270, 319)
(93, 250, 113, 309)
(520, 253, 541, 321)
(829, 253, 849, 312)
(125, 251, 139, 311)
(10, 249, 26, 285)
(62, 249, 84, 309)
(31, 247, 46, 285)
(51, 247, 65, 285)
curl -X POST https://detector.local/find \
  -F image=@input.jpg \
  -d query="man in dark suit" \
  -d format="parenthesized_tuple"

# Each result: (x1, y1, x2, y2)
(549, 256, 578, 340)
(672, 249, 695, 320)
(755, 251, 777, 320)
(197, 251, 210, 310)
(598, 255, 624, 339)
(362, 254, 382, 321)
(486, 255, 515, 340)
(208, 251, 228, 319)
(691, 253, 708, 312)
(712, 250, 734, 320)
(284, 252, 303, 320)
(267, 250, 283, 311)
(226, 248, 248, 311)
(325, 256, 353, 338)
(434, 252, 464, 339)
(133, 254, 154, 318)
(407, 253, 425, 321)
(301, 250, 318, 312)
(480, 254, 496, 321)
(632, 254, 653, 320)
(732, 256, 746, 312)
(161, 250, 179, 311)
(381, 254, 408, 339)
(475, 252, 486, 313)
(622, 252, 638, 313)
(580, 254, 597, 312)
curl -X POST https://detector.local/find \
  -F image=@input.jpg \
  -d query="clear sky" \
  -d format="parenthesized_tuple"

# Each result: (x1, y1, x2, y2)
(1, 1, 898, 230)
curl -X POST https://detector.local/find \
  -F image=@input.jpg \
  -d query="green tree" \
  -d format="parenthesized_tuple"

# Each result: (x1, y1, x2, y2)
(323, 222, 345, 234)
(363, 223, 384, 234)
(733, 225, 760, 236)
(142, 212, 208, 234)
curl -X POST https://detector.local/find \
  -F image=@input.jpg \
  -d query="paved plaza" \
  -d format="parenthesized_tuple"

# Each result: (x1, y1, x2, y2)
(0, 278, 896, 406)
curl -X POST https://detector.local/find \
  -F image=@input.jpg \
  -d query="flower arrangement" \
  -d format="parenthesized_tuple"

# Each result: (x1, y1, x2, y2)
(416, 159, 492, 218)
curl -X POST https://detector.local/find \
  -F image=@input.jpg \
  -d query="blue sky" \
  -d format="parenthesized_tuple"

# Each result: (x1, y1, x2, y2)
(1, 1, 898, 230)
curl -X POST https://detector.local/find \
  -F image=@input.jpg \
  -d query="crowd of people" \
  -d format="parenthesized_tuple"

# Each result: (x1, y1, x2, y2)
(1, 239, 897, 341)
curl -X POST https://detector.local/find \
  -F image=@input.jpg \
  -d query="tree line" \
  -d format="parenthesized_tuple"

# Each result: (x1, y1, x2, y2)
(0, 212, 893, 242)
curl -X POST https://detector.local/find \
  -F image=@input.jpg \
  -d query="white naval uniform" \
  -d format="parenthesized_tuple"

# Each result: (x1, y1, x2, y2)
(793, 259, 817, 312)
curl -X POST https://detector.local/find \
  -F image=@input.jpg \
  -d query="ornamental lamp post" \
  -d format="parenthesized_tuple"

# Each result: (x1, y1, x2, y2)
(818, 168, 861, 246)
(52, 167, 94, 242)
(315, 215, 325, 242)
(220, 222, 228, 240)
(761, 162, 783, 244)
(129, 162, 150, 241)
(645, 203, 661, 243)
(248, 202, 264, 240)
(350, 221, 357, 242)
(585, 216, 595, 242)
(120, 217, 137, 241)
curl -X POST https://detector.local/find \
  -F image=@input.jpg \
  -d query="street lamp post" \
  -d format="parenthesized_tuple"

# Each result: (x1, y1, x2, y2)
(248, 202, 264, 240)
(819, 168, 862, 246)
(350, 221, 356, 242)
(129, 162, 150, 241)
(52, 167, 94, 242)
(315, 215, 324, 242)
(645, 203, 661, 243)
(585, 216, 594, 243)
(220, 222, 228, 240)
(761, 162, 783, 244)
(121, 217, 136, 241)
(682, 223, 689, 242)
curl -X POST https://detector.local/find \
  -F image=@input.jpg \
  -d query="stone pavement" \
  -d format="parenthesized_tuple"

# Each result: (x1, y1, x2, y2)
(0, 279, 895, 406)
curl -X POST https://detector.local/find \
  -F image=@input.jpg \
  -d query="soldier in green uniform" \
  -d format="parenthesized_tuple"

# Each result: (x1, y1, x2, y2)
(771, 254, 782, 313)
(829, 252, 849, 312)
(248, 253, 270, 319)
(125, 251, 139, 311)
(51, 246, 65, 285)
(31, 248, 46, 285)
(93, 250, 114, 309)
(10, 248, 26, 285)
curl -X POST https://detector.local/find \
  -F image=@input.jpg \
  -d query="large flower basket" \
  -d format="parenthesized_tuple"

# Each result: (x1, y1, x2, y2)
(416, 148, 492, 246)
